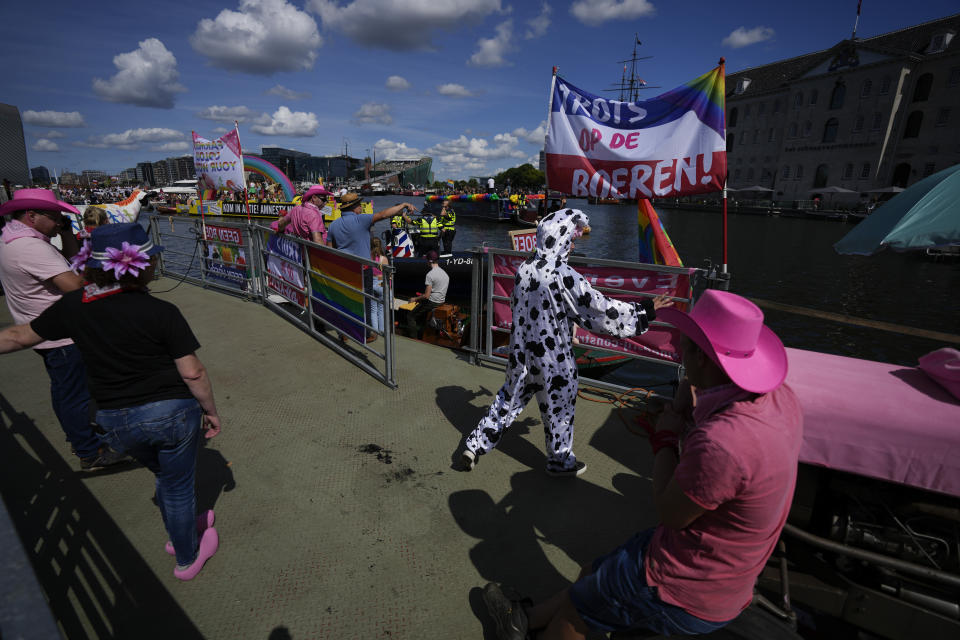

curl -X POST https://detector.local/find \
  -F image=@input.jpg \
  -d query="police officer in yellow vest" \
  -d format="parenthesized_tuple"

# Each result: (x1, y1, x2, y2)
(439, 201, 456, 254)
(415, 210, 441, 257)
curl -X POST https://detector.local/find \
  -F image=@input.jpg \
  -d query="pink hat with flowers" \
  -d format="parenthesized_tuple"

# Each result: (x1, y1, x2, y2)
(657, 289, 788, 393)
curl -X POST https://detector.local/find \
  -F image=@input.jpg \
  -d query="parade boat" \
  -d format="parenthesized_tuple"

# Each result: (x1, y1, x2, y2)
(422, 194, 511, 222)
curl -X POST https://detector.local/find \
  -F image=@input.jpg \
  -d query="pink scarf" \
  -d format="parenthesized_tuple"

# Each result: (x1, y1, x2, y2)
(1, 218, 50, 244)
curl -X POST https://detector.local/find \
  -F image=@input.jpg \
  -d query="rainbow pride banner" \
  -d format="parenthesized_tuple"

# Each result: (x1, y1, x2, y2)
(638, 199, 683, 266)
(307, 247, 366, 341)
(545, 66, 726, 199)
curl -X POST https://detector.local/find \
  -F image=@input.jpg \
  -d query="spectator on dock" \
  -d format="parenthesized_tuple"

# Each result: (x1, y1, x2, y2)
(459, 208, 671, 477)
(81, 206, 108, 238)
(369, 238, 389, 336)
(481, 290, 802, 640)
(0, 189, 128, 471)
(274, 185, 331, 245)
(405, 250, 448, 339)
(327, 193, 416, 258)
(0, 223, 224, 581)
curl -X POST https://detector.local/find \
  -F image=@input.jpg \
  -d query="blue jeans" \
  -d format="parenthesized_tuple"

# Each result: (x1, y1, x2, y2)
(36, 344, 102, 458)
(569, 529, 732, 635)
(97, 398, 203, 566)
(370, 277, 384, 333)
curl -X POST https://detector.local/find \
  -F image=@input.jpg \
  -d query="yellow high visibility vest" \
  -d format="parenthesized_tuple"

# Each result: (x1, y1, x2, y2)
(418, 216, 440, 238)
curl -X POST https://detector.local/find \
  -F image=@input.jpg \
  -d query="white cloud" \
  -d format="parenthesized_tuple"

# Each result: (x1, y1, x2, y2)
(92, 38, 186, 108)
(570, 0, 655, 26)
(267, 84, 310, 100)
(722, 26, 775, 49)
(22, 110, 86, 127)
(385, 75, 411, 91)
(197, 105, 264, 122)
(192, 0, 322, 74)
(437, 83, 474, 98)
(427, 132, 526, 175)
(512, 121, 547, 144)
(525, 3, 552, 38)
(373, 138, 422, 160)
(213, 126, 230, 134)
(32, 139, 60, 152)
(154, 141, 191, 152)
(469, 20, 513, 67)
(308, 0, 502, 51)
(75, 128, 185, 150)
(40, 130, 67, 139)
(353, 102, 393, 125)
(250, 106, 319, 136)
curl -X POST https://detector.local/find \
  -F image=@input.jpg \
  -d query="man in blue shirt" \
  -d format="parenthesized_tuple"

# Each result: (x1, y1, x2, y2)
(327, 193, 416, 258)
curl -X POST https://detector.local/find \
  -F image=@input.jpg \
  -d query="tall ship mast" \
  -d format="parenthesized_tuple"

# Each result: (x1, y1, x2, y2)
(604, 34, 660, 102)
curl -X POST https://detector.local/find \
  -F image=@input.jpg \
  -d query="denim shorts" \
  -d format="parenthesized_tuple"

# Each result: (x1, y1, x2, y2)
(568, 529, 732, 635)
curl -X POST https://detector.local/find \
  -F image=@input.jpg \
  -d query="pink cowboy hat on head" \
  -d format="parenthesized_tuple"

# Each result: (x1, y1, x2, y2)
(657, 289, 788, 394)
(0, 188, 81, 217)
(302, 185, 332, 201)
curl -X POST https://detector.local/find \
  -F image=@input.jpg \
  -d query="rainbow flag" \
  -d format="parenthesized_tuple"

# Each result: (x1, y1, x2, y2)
(545, 65, 726, 199)
(446, 179, 455, 188)
(637, 199, 682, 266)
(307, 247, 366, 341)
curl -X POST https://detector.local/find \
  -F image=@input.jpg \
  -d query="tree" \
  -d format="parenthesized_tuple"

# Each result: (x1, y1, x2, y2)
(495, 164, 545, 191)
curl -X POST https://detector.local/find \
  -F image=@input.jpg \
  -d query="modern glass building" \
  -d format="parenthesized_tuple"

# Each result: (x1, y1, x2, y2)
(0, 103, 31, 189)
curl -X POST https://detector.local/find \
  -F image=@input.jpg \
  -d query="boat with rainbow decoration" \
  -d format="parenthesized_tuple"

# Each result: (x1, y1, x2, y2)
(422, 192, 545, 222)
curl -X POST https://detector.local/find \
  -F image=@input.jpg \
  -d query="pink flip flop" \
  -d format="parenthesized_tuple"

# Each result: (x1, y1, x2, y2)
(165, 510, 215, 555)
(174, 527, 219, 581)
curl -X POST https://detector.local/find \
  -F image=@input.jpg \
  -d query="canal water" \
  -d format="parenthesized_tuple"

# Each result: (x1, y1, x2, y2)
(366, 195, 958, 367)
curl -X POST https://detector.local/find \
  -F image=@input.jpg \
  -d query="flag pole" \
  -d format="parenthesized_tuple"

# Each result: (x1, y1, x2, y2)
(719, 57, 729, 275)
(852, 0, 862, 39)
(234, 120, 252, 224)
(193, 131, 206, 238)
(544, 67, 558, 198)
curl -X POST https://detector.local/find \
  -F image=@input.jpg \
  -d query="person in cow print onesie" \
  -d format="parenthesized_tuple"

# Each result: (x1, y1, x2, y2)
(461, 208, 672, 476)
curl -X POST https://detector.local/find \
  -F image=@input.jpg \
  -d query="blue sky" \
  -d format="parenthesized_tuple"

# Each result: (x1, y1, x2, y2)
(3, 0, 956, 180)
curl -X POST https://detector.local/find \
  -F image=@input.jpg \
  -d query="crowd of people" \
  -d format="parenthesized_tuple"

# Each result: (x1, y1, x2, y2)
(0, 185, 804, 639)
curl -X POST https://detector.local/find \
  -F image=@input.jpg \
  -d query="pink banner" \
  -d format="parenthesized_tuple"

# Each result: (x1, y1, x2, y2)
(492, 254, 692, 362)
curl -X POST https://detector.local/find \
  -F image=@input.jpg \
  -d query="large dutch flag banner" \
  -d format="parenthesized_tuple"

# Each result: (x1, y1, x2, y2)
(545, 66, 726, 199)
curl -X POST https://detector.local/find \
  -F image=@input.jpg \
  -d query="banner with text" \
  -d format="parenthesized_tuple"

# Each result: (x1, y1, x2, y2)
(193, 129, 245, 193)
(545, 67, 726, 199)
(262, 231, 306, 305)
(492, 254, 694, 362)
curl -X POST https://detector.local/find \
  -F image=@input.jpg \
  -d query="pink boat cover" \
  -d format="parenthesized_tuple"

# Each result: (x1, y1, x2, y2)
(786, 348, 960, 498)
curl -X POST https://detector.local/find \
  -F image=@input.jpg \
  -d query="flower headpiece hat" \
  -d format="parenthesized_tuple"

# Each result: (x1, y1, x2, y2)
(83, 223, 164, 278)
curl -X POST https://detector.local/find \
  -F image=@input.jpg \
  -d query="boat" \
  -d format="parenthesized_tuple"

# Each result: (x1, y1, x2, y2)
(168, 197, 371, 223)
(422, 194, 511, 222)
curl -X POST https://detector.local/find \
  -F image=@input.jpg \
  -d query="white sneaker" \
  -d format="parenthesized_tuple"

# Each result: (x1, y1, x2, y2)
(461, 449, 477, 471)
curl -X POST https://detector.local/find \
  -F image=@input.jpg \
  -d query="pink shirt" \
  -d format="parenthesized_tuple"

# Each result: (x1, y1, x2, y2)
(0, 234, 75, 349)
(284, 203, 326, 242)
(646, 383, 803, 621)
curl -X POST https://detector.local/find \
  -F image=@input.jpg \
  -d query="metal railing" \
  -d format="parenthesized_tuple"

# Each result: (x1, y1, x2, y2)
(469, 246, 703, 400)
(148, 216, 396, 388)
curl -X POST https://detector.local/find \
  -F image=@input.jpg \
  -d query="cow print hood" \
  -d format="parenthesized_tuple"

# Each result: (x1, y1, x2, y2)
(535, 208, 589, 264)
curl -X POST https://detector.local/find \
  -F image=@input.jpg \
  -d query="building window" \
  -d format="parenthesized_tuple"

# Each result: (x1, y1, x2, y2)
(829, 81, 846, 110)
(795, 165, 804, 180)
(861, 79, 872, 97)
(735, 78, 752, 94)
(936, 108, 951, 127)
(822, 118, 839, 143)
(879, 76, 892, 94)
(768, 128, 775, 142)
(788, 122, 798, 138)
(923, 163, 936, 177)
(729, 107, 739, 127)
(802, 121, 812, 137)
(747, 168, 755, 179)
(759, 102, 766, 115)
(853, 115, 864, 132)
(892, 163, 911, 187)
(734, 168, 742, 180)
(781, 165, 790, 180)
(810, 89, 818, 105)
(913, 73, 933, 102)
(794, 92, 803, 108)
(843, 163, 854, 179)
(752, 130, 759, 144)
(814, 164, 829, 188)
(745, 104, 752, 116)
(773, 99, 781, 113)
(949, 67, 960, 86)
(871, 112, 883, 130)
(726, 134, 734, 153)
(926, 32, 954, 54)
(904, 111, 923, 138)
(860, 162, 870, 178)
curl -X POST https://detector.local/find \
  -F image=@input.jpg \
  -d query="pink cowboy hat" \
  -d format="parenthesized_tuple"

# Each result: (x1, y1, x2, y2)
(302, 185, 332, 201)
(657, 289, 788, 393)
(0, 188, 81, 216)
